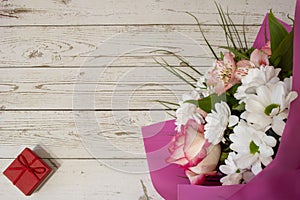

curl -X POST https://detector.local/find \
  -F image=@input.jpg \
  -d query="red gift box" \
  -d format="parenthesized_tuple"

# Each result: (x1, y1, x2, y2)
(3, 148, 52, 196)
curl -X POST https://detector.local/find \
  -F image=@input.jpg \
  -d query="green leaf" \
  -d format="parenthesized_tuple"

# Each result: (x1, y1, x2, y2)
(185, 97, 213, 113)
(219, 152, 229, 164)
(227, 84, 241, 95)
(232, 102, 245, 111)
(270, 29, 294, 78)
(268, 10, 288, 53)
(184, 93, 238, 113)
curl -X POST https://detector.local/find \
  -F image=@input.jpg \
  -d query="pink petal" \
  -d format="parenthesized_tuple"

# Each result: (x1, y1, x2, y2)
(261, 41, 271, 56)
(250, 49, 269, 67)
(223, 52, 236, 70)
(185, 170, 206, 185)
(183, 120, 206, 162)
(197, 123, 205, 133)
(185, 169, 217, 185)
(168, 132, 184, 152)
(189, 144, 221, 174)
(166, 144, 189, 165)
(214, 81, 227, 95)
(235, 60, 256, 80)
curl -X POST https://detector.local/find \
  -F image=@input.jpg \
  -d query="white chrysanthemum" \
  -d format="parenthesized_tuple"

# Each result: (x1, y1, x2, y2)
(235, 65, 280, 102)
(220, 152, 243, 185)
(204, 101, 238, 145)
(175, 90, 205, 131)
(229, 121, 277, 175)
(220, 152, 255, 185)
(241, 81, 298, 136)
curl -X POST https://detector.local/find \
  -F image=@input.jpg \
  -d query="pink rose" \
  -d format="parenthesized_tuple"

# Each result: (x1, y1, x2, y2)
(185, 143, 221, 184)
(167, 119, 221, 185)
(167, 119, 208, 167)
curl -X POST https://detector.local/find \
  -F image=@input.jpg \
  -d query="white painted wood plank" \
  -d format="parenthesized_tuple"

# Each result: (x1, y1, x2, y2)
(0, 111, 172, 158)
(0, 159, 162, 200)
(0, 25, 262, 67)
(0, 67, 204, 109)
(0, 0, 295, 25)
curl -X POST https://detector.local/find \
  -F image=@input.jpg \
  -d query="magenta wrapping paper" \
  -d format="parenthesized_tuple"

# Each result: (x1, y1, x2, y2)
(142, 2, 300, 199)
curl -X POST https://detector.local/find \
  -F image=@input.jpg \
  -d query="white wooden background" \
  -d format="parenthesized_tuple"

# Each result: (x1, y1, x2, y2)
(0, 0, 296, 199)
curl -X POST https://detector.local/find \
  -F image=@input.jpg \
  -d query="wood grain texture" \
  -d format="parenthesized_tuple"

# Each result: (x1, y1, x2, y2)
(0, 67, 203, 109)
(0, 110, 171, 158)
(0, 0, 295, 25)
(0, 25, 261, 67)
(0, 159, 160, 200)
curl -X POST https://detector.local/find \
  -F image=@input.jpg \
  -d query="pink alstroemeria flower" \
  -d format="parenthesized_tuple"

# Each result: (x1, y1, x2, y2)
(206, 52, 240, 95)
(235, 41, 271, 80)
(167, 119, 221, 185)
(206, 41, 271, 95)
(250, 41, 271, 67)
(235, 60, 257, 80)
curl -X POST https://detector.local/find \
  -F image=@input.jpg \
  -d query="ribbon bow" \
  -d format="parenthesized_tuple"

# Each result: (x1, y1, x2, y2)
(9, 154, 47, 185)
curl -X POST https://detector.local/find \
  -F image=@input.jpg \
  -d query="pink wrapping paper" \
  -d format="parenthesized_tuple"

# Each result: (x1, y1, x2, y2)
(142, 2, 300, 199)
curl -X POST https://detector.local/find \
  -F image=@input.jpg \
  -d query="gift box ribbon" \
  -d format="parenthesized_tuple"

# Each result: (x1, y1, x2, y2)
(8, 154, 47, 185)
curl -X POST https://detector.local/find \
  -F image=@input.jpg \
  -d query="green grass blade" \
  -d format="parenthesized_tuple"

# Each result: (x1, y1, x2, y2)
(218, 22, 238, 49)
(243, 18, 248, 49)
(152, 49, 203, 76)
(227, 11, 244, 49)
(154, 57, 196, 88)
(215, 2, 230, 47)
(166, 112, 176, 118)
(154, 100, 179, 107)
(219, 46, 249, 59)
(185, 12, 219, 60)
(216, 3, 237, 49)
(172, 67, 198, 82)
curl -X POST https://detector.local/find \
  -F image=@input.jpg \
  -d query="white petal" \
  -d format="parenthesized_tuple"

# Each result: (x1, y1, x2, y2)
(251, 160, 262, 175)
(220, 165, 235, 175)
(260, 155, 273, 166)
(262, 135, 277, 147)
(236, 154, 255, 169)
(271, 117, 286, 136)
(245, 97, 266, 113)
(228, 115, 239, 127)
(286, 91, 298, 105)
(256, 85, 271, 106)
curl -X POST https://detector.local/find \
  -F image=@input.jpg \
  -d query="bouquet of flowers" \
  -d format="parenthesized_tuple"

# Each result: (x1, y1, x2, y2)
(142, 2, 300, 200)
(164, 8, 297, 186)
